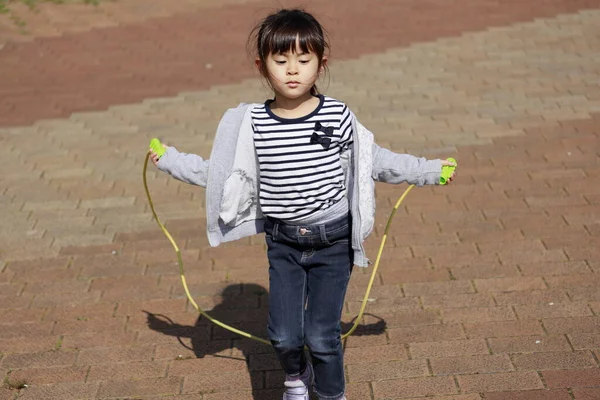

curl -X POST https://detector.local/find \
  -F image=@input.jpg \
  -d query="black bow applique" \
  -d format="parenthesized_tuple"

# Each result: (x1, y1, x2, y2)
(310, 132, 331, 149)
(315, 121, 334, 136)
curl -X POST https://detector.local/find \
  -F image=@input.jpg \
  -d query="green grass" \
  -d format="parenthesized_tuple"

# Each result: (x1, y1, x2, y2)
(54, 336, 64, 351)
(1, 0, 100, 12)
(0, 0, 105, 32)
(2, 374, 28, 391)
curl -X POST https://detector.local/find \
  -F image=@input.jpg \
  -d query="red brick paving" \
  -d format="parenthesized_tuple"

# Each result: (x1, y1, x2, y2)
(3, 111, 600, 398)
(0, 0, 267, 44)
(2, 0, 600, 399)
(1, 0, 599, 126)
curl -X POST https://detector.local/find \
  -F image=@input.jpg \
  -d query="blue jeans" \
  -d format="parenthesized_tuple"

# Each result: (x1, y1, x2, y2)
(264, 213, 353, 399)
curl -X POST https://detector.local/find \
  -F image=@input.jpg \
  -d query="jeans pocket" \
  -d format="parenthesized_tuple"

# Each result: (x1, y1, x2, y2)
(323, 223, 350, 246)
(324, 237, 349, 247)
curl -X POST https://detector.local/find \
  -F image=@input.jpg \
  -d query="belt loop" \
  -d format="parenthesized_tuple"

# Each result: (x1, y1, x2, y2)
(319, 224, 327, 243)
(273, 221, 279, 241)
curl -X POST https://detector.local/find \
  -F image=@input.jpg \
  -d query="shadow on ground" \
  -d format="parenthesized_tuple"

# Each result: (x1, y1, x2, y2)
(145, 283, 386, 399)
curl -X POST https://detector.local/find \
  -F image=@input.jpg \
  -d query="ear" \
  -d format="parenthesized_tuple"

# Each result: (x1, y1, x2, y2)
(255, 57, 262, 71)
(319, 56, 328, 74)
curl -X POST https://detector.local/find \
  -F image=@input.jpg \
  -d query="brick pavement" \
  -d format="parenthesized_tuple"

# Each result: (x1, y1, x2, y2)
(1, 0, 598, 127)
(0, 0, 267, 44)
(1, 0, 600, 399)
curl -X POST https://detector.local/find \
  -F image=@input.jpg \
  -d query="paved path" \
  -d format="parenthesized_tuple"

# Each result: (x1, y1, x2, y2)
(1, 0, 600, 399)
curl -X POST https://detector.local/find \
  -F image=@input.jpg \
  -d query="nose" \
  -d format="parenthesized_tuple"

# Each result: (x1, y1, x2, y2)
(287, 61, 299, 75)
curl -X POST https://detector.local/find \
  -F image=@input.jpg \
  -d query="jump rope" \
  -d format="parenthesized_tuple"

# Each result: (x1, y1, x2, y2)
(144, 138, 457, 345)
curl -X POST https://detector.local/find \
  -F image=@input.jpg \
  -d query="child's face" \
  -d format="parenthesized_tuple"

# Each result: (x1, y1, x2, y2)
(262, 41, 324, 100)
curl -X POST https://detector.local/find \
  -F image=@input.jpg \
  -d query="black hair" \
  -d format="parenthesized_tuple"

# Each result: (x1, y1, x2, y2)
(248, 9, 330, 96)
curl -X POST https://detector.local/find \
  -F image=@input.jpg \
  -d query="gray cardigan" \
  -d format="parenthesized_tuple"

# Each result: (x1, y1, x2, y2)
(157, 103, 443, 267)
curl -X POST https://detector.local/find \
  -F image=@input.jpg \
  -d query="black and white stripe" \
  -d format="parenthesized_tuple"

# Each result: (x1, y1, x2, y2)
(252, 95, 354, 221)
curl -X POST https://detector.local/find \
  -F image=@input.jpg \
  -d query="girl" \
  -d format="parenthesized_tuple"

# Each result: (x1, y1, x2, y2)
(151, 8, 455, 400)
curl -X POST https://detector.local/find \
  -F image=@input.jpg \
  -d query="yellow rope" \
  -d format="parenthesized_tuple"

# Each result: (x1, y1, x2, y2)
(341, 183, 413, 339)
(143, 151, 414, 344)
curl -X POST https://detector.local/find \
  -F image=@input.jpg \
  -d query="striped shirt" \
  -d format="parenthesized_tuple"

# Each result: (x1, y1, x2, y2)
(251, 95, 354, 222)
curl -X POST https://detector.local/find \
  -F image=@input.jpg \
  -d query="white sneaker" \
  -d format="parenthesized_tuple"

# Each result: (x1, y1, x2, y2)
(283, 379, 309, 400)
(283, 363, 313, 400)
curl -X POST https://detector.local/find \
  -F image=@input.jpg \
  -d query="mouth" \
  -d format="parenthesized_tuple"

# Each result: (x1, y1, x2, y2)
(286, 81, 300, 87)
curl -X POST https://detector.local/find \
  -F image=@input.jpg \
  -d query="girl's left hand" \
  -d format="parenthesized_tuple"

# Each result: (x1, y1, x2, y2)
(149, 143, 167, 166)
(440, 159, 456, 183)
(150, 151, 160, 166)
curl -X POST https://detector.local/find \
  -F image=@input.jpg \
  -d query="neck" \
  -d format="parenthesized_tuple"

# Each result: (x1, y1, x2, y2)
(271, 91, 318, 118)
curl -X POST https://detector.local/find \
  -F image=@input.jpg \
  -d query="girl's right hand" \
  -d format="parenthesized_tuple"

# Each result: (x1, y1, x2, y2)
(440, 159, 457, 183)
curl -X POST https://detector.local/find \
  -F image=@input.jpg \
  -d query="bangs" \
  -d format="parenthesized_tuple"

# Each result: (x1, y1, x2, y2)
(263, 25, 321, 56)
